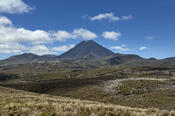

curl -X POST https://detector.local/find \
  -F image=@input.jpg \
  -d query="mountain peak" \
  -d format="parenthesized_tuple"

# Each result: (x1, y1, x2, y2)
(79, 40, 96, 45)
(83, 40, 94, 42)
(59, 40, 114, 59)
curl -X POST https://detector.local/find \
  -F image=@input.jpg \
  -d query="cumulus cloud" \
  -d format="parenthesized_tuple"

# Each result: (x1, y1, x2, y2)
(26, 44, 75, 55)
(0, 0, 33, 14)
(102, 31, 121, 40)
(139, 46, 149, 50)
(89, 13, 120, 22)
(0, 16, 97, 55)
(122, 15, 133, 20)
(111, 45, 131, 51)
(0, 43, 76, 55)
(0, 16, 12, 25)
(0, 16, 52, 44)
(0, 16, 97, 44)
(54, 31, 75, 41)
(0, 43, 25, 54)
(73, 28, 97, 40)
(54, 28, 97, 41)
(0, 43, 52, 55)
(26, 45, 53, 55)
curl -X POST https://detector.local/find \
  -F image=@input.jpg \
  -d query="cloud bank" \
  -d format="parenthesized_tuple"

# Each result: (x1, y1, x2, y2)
(0, 16, 96, 55)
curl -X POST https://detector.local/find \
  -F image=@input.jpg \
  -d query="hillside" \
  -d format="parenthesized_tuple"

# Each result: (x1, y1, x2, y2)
(0, 86, 174, 116)
(0, 53, 58, 66)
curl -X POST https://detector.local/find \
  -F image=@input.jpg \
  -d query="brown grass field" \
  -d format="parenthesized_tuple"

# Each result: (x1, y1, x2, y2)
(0, 86, 175, 116)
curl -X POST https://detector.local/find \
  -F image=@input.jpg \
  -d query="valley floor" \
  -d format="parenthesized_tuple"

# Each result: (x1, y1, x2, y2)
(0, 86, 175, 116)
(1, 77, 175, 110)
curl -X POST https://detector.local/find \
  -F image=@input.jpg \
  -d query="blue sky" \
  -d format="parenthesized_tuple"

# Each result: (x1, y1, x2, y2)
(0, 0, 174, 59)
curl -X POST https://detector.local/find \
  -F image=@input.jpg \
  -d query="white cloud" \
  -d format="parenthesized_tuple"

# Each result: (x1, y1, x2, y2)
(89, 13, 120, 22)
(0, 43, 53, 55)
(54, 30, 75, 41)
(52, 44, 75, 52)
(0, 43, 76, 55)
(54, 28, 97, 41)
(0, 16, 12, 25)
(146, 36, 154, 40)
(0, 26, 52, 45)
(102, 31, 121, 40)
(111, 45, 131, 51)
(122, 15, 133, 20)
(26, 45, 56, 55)
(0, 43, 25, 54)
(73, 28, 97, 40)
(0, 16, 97, 45)
(0, 0, 33, 14)
(25, 44, 75, 55)
(139, 46, 149, 50)
(87, 13, 133, 22)
(0, 16, 52, 44)
(0, 16, 97, 55)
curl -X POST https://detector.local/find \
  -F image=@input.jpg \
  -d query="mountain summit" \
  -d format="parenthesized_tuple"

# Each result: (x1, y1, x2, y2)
(59, 40, 114, 59)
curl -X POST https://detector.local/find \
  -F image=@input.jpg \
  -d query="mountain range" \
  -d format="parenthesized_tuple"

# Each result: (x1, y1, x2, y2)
(0, 40, 175, 68)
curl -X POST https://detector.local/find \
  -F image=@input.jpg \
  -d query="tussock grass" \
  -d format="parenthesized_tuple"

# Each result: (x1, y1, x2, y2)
(0, 86, 174, 116)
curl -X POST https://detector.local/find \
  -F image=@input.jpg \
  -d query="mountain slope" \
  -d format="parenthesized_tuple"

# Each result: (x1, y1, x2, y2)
(104, 53, 159, 66)
(0, 53, 58, 66)
(105, 53, 144, 65)
(59, 40, 114, 59)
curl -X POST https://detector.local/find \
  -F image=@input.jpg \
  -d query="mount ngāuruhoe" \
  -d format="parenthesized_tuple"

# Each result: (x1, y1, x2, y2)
(59, 40, 114, 59)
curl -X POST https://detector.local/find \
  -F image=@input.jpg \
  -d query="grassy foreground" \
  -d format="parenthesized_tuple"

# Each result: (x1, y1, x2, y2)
(0, 86, 175, 116)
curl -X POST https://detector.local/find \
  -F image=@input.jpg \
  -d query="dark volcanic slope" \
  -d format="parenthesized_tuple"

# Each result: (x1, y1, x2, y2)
(59, 40, 114, 59)
(105, 53, 144, 65)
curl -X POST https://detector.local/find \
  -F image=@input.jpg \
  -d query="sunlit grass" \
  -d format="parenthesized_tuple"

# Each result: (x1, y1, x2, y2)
(0, 86, 174, 116)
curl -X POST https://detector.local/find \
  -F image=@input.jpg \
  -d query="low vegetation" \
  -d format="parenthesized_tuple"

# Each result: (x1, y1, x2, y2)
(0, 86, 175, 116)
(0, 66, 175, 115)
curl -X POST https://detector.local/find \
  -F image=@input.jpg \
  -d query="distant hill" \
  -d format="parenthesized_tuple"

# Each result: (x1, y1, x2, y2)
(59, 40, 114, 59)
(104, 53, 157, 66)
(0, 53, 58, 66)
(104, 53, 144, 65)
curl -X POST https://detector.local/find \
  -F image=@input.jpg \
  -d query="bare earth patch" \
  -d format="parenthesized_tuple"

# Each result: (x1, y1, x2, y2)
(103, 78, 174, 94)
